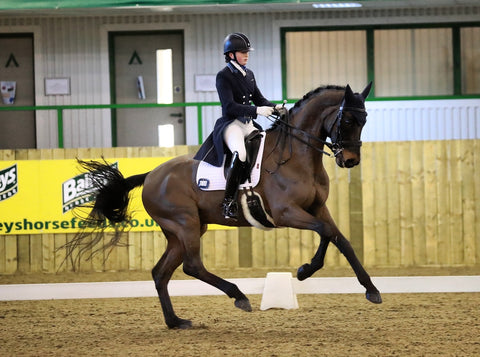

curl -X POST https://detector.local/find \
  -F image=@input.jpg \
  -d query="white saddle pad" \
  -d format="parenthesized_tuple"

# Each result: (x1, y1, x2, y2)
(196, 132, 266, 191)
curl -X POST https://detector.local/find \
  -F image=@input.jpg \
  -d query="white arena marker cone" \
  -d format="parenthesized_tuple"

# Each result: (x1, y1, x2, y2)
(260, 272, 299, 310)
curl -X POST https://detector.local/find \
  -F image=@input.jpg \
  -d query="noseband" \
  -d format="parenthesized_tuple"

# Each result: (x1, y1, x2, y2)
(326, 99, 367, 157)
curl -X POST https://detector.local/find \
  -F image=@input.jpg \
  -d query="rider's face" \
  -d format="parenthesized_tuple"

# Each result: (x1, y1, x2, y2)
(231, 51, 249, 66)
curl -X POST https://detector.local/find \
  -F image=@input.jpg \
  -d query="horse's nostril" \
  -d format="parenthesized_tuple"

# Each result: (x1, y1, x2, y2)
(344, 159, 358, 168)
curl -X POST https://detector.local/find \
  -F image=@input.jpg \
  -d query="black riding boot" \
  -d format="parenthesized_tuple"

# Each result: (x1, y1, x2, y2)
(222, 151, 245, 219)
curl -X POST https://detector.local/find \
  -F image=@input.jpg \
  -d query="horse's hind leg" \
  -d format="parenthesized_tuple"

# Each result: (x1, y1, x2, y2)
(151, 235, 191, 329)
(184, 257, 252, 312)
(180, 230, 252, 312)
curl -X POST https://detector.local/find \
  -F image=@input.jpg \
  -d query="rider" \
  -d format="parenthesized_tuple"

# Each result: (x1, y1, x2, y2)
(194, 32, 281, 219)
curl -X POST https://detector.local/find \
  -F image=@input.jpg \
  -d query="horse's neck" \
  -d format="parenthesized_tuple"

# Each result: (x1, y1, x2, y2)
(264, 92, 340, 175)
(264, 114, 326, 176)
(287, 97, 337, 172)
(291, 100, 330, 151)
(295, 93, 336, 128)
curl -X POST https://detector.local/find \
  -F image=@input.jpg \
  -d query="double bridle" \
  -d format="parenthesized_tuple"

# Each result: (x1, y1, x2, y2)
(326, 98, 367, 157)
(267, 98, 367, 159)
(264, 100, 366, 174)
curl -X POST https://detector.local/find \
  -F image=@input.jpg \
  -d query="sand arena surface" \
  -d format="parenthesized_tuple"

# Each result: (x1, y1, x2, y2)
(1, 267, 480, 356)
(1, 293, 479, 356)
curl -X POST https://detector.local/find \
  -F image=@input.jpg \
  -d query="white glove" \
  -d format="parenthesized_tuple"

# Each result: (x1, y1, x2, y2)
(256, 106, 274, 117)
(275, 104, 284, 110)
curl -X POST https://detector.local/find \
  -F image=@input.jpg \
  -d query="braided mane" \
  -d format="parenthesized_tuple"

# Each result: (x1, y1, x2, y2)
(291, 85, 345, 111)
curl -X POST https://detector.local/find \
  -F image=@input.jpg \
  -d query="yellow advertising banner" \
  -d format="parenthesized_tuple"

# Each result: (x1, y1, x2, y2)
(0, 157, 230, 235)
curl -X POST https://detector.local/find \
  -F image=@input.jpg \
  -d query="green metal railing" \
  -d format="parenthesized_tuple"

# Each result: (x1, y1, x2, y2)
(2, 96, 477, 148)
(0, 102, 221, 148)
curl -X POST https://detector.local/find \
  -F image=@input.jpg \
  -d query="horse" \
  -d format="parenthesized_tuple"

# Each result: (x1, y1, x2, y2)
(72, 83, 381, 329)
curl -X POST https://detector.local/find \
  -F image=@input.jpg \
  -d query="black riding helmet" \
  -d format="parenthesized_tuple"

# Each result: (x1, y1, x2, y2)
(223, 33, 254, 54)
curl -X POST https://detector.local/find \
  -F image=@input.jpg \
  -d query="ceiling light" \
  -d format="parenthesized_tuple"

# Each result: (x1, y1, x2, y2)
(150, 6, 174, 12)
(312, 3, 362, 8)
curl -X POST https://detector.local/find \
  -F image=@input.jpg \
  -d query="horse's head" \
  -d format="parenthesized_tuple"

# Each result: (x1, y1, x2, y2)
(327, 82, 371, 168)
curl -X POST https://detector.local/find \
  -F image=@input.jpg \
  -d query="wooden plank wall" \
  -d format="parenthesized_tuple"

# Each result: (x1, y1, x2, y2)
(361, 140, 480, 267)
(1, 140, 479, 274)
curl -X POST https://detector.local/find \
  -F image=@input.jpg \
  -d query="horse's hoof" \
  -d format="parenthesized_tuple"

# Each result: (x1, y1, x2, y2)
(235, 298, 252, 312)
(297, 264, 311, 281)
(168, 318, 193, 329)
(366, 291, 382, 304)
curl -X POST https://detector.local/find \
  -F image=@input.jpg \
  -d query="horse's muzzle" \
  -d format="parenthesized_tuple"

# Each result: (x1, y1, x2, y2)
(336, 152, 360, 168)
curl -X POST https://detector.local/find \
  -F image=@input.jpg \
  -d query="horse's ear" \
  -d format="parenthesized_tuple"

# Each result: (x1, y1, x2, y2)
(361, 81, 373, 100)
(344, 84, 355, 102)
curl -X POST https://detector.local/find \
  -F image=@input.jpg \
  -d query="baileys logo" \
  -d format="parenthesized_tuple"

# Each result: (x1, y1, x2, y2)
(0, 164, 18, 202)
(62, 162, 118, 213)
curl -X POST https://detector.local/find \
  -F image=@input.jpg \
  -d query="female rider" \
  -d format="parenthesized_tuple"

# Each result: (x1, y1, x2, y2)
(194, 32, 281, 219)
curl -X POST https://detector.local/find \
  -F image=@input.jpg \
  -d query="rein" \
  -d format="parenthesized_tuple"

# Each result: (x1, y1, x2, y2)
(268, 108, 331, 157)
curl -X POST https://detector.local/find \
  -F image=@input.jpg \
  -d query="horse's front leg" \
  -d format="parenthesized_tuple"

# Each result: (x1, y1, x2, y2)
(277, 204, 332, 281)
(315, 208, 381, 303)
(276, 205, 382, 304)
(330, 234, 382, 303)
(297, 236, 330, 281)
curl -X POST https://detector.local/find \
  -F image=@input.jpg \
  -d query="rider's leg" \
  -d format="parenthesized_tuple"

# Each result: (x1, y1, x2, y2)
(222, 151, 245, 219)
(222, 120, 253, 219)
(224, 120, 248, 161)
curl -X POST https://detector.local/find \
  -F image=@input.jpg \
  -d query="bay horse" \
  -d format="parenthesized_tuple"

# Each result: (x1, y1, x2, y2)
(73, 83, 381, 329)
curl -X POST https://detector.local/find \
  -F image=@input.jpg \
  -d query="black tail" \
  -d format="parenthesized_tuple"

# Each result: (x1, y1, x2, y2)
(78, 159, 148, 224)
(60, 158, 149, 270)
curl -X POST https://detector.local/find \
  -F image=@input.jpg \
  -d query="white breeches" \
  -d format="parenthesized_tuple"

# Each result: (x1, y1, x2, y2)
(223, 119, 256, 162)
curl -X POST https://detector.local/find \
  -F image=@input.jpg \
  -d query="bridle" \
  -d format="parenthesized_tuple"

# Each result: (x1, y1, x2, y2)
(264, 100, 366, 173)
(268, 98, 367, 157)
(325, 98, 367, 157)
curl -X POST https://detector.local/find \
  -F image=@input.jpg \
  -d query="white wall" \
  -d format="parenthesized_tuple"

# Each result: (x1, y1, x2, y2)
(364, 99, 480, 142)
(0, 5, 479, 148)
